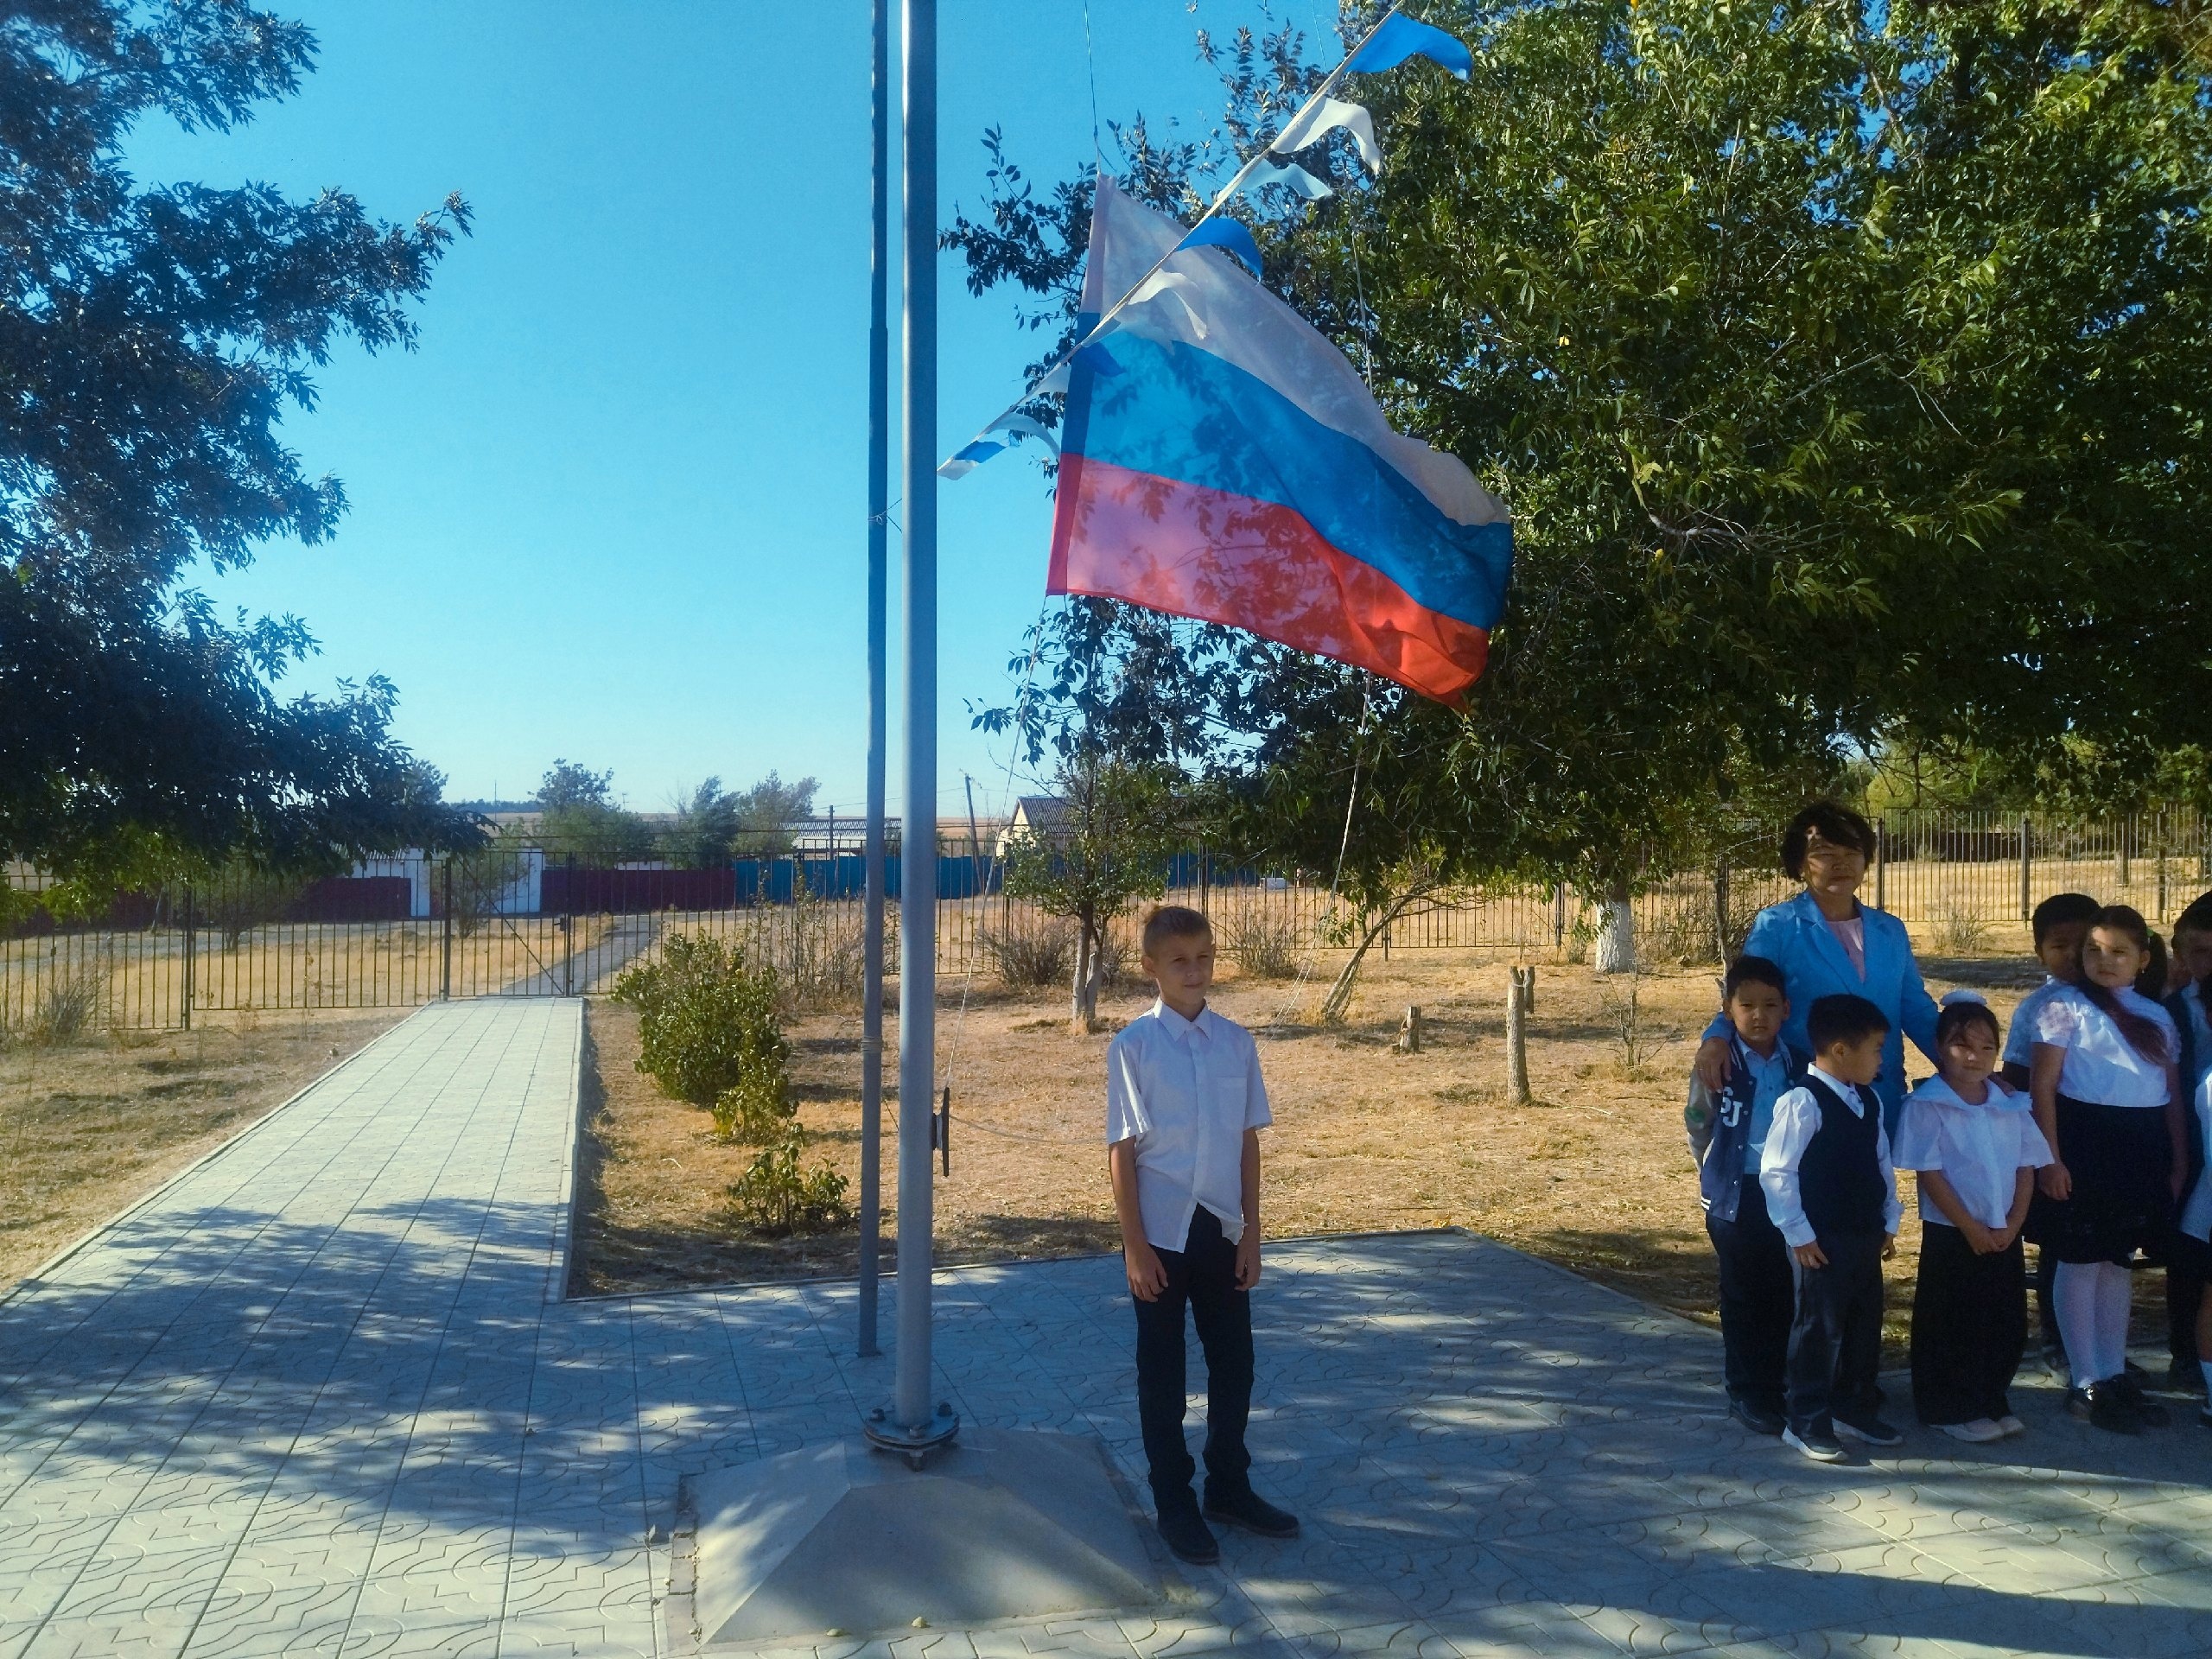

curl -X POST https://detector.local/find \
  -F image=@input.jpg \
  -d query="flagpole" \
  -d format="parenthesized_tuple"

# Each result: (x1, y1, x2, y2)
(856, 0, 890, 1359)
(876, 0, 955, 1457)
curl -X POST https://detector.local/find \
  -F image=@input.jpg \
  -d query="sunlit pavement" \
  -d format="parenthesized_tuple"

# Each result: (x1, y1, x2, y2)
(2, 998, 2208, 1658)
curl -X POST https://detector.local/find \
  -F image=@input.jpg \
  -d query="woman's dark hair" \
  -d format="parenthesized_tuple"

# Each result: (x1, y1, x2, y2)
(1936, 999, 2000, 1050)
(2075, 905, 2170, 1065)
(1780, 801, 1878, 880)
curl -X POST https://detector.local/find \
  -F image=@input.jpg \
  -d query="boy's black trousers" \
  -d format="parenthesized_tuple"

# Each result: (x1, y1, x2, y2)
(1786, 1230, 1885, 1434)
(1910, 1226, 2026, 1425)
(1706, 1174, 1793, 1414)
(1132, 1206, 1254, 1510)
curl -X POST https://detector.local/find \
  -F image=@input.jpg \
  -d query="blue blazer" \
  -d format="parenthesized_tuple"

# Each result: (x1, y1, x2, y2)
(1705, 890, 1941, 1134)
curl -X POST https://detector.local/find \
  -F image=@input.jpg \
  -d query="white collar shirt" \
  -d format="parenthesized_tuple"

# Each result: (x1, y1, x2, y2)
(2034, 985, 2177, 1108)
(1105, 999, 1272, 1252)
(1891, 1074, 2053, 1230)
(1758, 1065, 1902, 1247)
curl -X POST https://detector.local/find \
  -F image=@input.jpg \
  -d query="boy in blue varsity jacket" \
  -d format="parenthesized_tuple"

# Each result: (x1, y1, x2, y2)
(1686, 956, 1808, 1437)
(1761, 994, 1904, 1462)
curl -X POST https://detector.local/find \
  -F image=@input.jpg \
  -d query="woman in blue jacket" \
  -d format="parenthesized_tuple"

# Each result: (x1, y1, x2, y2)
(1694, 801, 1942, 1135)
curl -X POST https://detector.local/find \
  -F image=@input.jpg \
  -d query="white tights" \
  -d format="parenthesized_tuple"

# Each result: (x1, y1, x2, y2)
(2053, 1260, 2133, 1390)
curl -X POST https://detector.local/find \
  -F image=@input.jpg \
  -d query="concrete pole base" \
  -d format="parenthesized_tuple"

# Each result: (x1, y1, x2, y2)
(682, 1427, 1165, 1646)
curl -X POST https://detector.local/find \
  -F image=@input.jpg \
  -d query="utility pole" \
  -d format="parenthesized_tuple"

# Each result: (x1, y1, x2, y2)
(857, 0, 893, 1358)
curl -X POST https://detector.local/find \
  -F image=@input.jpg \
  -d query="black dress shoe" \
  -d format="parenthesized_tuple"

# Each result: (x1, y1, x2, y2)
(1202, 1484, 1300, 1538)
(1729, 1398, 1787, 1437)
(1154, 1502, 1219, 1564)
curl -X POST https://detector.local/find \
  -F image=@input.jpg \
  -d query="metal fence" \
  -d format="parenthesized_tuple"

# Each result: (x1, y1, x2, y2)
(7, 810, 2210, 1032)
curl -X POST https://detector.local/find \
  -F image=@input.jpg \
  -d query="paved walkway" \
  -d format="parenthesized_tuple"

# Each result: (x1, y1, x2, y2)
(3, 1000, 2210, 1658)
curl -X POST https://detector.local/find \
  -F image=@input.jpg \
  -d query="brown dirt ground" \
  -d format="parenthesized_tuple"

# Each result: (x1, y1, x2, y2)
(569, 947, 2113, 1368)
(0, 1009, 403, 1293)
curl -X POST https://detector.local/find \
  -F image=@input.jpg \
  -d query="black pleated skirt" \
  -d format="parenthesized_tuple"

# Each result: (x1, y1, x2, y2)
(2024, 1093, 2174, 1266)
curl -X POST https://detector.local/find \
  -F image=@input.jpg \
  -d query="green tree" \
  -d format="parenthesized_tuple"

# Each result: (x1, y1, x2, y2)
(533, 760, 652, 866)
(1003, 755, 1183, 1031)
(1, 0, 476, 890)
(663, 779, 741, 868)
(729, 772, 817, 859)
(950, 1, 2212, 973)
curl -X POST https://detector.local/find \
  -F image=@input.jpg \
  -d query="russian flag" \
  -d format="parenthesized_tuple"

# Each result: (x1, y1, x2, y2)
(1050, 179, 1511, 703)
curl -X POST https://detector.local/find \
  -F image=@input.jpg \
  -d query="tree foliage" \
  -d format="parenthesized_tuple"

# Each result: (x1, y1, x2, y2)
(533, 760, 652, 865)
(1003, 753, 1184, 1029)
(950, 0, 2212, 898)
(1, 0, 476, 886)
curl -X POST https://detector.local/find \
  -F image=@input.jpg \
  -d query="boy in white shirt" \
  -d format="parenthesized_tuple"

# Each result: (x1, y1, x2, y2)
(1107, 906, 1296, 1564)
(1761, 993, 1904, 1462)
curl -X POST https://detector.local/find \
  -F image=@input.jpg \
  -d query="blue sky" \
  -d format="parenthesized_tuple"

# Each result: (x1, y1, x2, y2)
(124, 1, 1338, 823)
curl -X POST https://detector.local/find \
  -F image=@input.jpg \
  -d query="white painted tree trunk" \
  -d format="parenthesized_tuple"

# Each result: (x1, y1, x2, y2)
(1070, 925, 1093, 1029)
(1593, 895, 1637, 975)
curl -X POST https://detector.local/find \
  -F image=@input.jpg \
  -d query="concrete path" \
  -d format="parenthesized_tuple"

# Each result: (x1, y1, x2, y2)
(3, 1000, 2210, 1658)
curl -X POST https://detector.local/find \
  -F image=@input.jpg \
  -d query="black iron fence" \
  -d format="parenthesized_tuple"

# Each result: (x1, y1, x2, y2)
(6, 810, 2210, 1033)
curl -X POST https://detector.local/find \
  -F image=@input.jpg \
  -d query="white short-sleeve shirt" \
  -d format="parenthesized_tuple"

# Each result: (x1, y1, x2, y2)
(2182, 1071, 2212, 1243)
(2033, 985, 2177, 1108)
(2001, 976, 2069, 1070)
(1892, 1075, 2053, 1229)
(1106, 1000, 1273, 1251)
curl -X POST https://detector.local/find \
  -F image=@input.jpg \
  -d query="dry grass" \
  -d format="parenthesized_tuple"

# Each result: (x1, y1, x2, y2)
(567, 949, 2068, 1365)
(0, 1009, 403, 1293)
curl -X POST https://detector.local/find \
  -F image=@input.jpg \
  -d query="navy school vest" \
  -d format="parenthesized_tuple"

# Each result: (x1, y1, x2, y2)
(1797, 1074, 1886, 1238)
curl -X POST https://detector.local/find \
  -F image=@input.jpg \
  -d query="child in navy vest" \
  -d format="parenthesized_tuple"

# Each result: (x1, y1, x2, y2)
(1761, 994, 1903, 1461)
(1686, 956, 1808, 1436)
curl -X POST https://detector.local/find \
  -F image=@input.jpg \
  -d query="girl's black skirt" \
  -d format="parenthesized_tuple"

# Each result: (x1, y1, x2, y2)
(2024, 1093, 2174, 1266)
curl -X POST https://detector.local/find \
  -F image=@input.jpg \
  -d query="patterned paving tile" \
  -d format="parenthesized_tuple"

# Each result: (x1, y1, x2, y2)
(0, 999, 2208, 1658)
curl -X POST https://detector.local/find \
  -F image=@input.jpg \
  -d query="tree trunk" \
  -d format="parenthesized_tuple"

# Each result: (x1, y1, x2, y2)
(1070, 918, 1093, 1031)
(1505, 966, 1533, 1105)
(1593, 880, 1636, 976)
(1319, 884, 1437, 1024)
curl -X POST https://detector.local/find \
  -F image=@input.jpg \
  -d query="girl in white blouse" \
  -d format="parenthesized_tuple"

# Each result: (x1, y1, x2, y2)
(2026, 906, 2190, 1433)
(1895, 994, 2051, 1441)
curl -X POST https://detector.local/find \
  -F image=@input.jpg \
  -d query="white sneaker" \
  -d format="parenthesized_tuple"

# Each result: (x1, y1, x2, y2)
(1996, 1414, 2026, 1438)
(1937, 1419, 2005, 1443)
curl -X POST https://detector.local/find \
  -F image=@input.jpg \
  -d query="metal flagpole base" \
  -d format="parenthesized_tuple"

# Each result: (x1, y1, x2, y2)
(679, 1427, 1163, 1646)
(862, 1401, 960, 1471)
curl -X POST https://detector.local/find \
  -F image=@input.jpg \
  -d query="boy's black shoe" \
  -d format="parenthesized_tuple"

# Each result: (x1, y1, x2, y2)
(1782, 1425, 1847, 1463)
(2067, 1383, 2141, 1435)
(2113, 1375, 2171, 1427)
(1728, 1398, 1786, 1437)
(1833, 1414, 1904, 1448)
(2168, 1359, 2207, 1397)
(1202, 1484, 1300, 1538)
(1154, 1501, 1219, 1565)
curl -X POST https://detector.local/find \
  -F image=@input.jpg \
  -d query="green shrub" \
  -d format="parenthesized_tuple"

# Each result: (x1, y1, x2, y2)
(730, 1126, 850, 1236)
(713, 1067, 794, 1143)
(612, 934, 789, 1114)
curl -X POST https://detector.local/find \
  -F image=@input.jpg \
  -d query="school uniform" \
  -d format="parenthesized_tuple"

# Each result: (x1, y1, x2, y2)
(2162, 982, 2212, 1372)
(2173, 1069, 2212, 1280)
(1106, 999, 1272, 1511)
(1893, 1077, 2052, 1425)
(1703, 892, 1942, 1135)
(2022, 986, 2178, 1266)
(1687, 1034, 1808, 1416)
(1761, 1066, 1903, 1438)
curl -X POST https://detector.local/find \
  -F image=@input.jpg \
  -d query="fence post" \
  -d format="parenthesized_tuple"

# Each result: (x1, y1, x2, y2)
(2117, 817, 2131, 892)
(1552, 885, 1567, 950)
(441, 856, 454, 1001)
(1713, 855, 1730, 961)
(563, 852, 575, 997)
(2018, 815, 2032, 922)
(1872, 819, 1886, 913)
(181, 882, 194, 1032)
